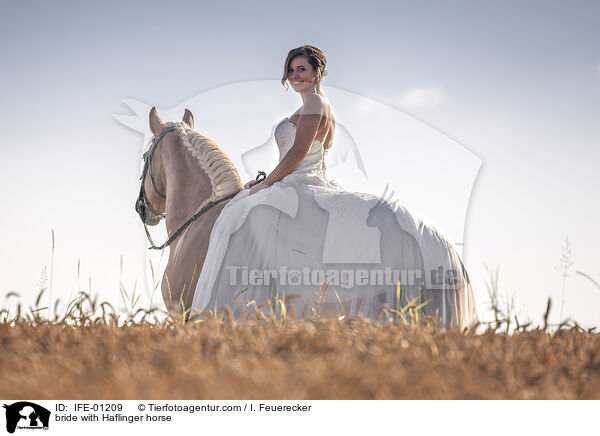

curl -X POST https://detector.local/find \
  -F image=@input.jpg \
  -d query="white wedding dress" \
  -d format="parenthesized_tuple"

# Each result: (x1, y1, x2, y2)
(191, 117, 479, 328)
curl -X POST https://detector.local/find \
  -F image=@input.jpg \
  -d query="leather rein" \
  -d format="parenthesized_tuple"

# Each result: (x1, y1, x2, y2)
(136, 125, 265, 250)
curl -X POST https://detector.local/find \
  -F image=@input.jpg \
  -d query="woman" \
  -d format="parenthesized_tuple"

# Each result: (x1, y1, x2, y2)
(190, 45, 478, 328)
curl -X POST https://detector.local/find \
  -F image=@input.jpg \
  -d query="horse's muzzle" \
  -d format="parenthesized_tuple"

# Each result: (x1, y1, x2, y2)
(135, 194, 162, 226)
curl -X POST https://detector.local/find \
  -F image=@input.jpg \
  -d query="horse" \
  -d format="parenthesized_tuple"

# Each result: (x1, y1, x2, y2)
(135, 108, 478, 327)
(135, 107, 243, 320)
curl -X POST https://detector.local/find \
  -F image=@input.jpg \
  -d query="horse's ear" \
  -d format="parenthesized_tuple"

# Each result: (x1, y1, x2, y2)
(182, 109, 194, 129)
(149, 107, 164, 136)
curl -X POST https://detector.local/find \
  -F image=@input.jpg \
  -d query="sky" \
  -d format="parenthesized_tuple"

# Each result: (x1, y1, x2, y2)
(1, 0, 599, 326)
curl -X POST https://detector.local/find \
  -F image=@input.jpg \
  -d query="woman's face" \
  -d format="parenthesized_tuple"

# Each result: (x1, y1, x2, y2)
(287, 56, 318, 92)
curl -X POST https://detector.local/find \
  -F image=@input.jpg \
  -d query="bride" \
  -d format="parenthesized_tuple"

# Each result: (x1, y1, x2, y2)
(190, 45, 479, 328)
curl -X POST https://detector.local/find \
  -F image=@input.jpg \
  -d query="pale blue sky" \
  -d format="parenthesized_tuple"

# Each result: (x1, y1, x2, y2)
(1, 0, 599, 325)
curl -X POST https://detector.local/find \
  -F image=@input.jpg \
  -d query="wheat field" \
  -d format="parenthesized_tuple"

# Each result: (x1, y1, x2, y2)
(1, 294, 599, 400)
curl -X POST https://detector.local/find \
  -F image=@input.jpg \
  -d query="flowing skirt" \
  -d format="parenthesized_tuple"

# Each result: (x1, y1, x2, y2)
(191, 172, 478, 328)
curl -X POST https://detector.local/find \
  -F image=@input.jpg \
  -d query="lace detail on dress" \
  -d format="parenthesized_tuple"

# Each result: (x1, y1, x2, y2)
(275, 118, 328, 180)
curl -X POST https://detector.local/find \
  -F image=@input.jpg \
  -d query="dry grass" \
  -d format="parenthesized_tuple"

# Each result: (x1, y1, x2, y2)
(2, 253, 598, 400)
(1, 306, 599, 399)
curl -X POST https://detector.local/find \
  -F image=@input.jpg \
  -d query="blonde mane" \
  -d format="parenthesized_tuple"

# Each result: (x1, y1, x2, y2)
(170, 121, 242, 203)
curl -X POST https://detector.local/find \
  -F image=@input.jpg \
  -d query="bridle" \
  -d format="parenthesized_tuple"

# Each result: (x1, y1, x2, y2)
(136, 126, 175, 219)
(136, 124, 265, 251)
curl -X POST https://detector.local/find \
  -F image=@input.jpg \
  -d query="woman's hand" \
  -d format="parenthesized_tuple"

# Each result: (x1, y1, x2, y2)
(248, 181, 269, 196)
(243, 180, 255, 190)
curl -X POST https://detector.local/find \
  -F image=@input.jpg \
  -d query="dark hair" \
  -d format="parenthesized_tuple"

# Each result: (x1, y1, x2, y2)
(281, 45, 327, 90)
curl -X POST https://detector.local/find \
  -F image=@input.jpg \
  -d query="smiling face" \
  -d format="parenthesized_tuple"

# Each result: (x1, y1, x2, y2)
(287, 56, 318, 93)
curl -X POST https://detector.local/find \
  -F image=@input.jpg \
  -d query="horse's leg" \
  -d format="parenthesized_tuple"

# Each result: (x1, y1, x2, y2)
(161, 205, 228, 323)
(161, 258, 199, 323)
(160, 269, 181, 321)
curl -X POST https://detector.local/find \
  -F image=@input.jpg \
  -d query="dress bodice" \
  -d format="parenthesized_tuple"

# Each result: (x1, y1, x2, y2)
(275, 118, 328, 177)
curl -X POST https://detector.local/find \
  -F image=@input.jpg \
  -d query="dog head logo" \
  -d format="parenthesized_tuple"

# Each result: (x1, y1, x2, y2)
(3, 402, 50, 433)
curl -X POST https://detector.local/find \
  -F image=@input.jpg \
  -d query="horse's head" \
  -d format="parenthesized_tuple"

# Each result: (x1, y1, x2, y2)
(135, 107, 195, 225)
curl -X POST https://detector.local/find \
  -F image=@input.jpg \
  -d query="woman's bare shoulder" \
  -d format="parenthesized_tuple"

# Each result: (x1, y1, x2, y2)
(303, 93, 326, 115)
(307, 93, 334, 111)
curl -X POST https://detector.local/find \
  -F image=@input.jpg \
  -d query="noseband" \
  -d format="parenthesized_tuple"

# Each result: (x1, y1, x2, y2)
(137, 125, 266, 250)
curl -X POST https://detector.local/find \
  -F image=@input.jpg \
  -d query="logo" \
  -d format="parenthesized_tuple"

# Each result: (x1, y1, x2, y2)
(3, 402, 50, 433)
(115, 81, 481, 302)
(114, 81, 481, 250)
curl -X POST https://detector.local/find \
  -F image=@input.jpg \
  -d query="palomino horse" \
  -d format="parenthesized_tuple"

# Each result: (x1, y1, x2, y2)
(135, 108, 243, 319)
(136, 108, 478, 327)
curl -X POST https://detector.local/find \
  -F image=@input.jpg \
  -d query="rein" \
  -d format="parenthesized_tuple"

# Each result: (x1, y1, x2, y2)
(137, 125, 266, 250)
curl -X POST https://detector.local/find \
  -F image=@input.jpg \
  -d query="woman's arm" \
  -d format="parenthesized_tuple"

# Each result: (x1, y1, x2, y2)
(263, 94, 324, 186)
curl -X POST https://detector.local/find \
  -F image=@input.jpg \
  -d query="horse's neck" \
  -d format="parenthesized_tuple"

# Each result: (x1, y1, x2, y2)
(164, 144, 214, 237)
